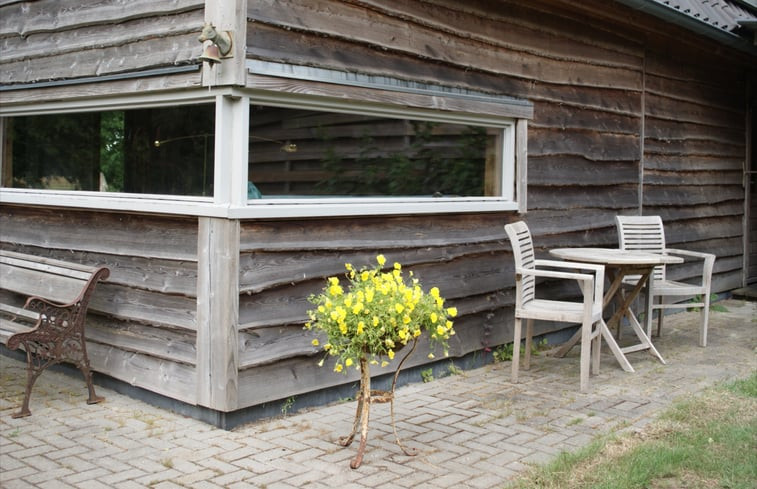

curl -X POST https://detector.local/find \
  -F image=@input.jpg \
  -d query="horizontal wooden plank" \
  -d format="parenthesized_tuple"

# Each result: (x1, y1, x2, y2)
(528, 127, 640, 161)
(0, 207, 198, 261)
(1, 32, 200, 84)
(87, 315, 196, 365)
(528, 156, 638, 185)
(643, 170, 742, 186)
(642, 185, 743, 206)
(644, 93, 745, 129)
(90, 283, 197, 331)
(0, 0, 203, 37)
(4, 245, 198, 297)
(527, 185, 640, 210)
(0, 70, 202, 105)
(532, 101, 640, 134)
(246, 73, 533, 120)
(644, 117, 745, 145)
(1, 11, 203, 64)
(644, 139, 744, 159)
(88, 341, 198, 405)
(644, 155, 743, 172)
(239, 213, 508, 251)
(642, 202, 743, 222)
(239, 241, 506, 294)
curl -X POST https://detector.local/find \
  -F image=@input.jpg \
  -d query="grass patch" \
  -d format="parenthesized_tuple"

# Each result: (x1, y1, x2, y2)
(505, 371, 757, 489)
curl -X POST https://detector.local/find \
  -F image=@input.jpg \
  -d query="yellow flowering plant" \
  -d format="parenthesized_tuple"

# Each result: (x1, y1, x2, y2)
(305, 254, 457, 374)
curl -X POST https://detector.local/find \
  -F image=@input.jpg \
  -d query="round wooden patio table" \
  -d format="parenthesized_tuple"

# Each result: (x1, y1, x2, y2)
(548, 248, 683, 372)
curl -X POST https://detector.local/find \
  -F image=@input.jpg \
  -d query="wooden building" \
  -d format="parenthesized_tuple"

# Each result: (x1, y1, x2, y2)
(1, 0, 756, 426)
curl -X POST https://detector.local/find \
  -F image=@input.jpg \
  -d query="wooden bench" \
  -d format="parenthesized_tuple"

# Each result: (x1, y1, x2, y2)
(0, 250, 110, 418)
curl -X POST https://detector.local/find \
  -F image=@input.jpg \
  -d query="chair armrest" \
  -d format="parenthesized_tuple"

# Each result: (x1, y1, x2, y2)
(535, 259, 605, 274)
(517, 267, 593, 283)
(663, 248, 715, 279)
(24, 296, 74, 314)
(663, 248, 715, 262)
(530, 261, 605, 314)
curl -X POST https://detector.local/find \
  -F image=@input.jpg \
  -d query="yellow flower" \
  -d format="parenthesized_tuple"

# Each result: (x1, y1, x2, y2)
(428, 353, 435, 359)
(388, 350, 395, 360)
(447, 307, 458, 317)
(334, 364, 343, 373)
(345, 358, 354, 367)
(430, 287, 440, 298)
(376, 254, 386, 266)
(436, 325, 446, 336)
(430, 312, 438, 323)
(311, 339, 320, 346)
(323, 343, 331, 351)
(381, 361, 389, 367)
(357, 321, 365, 334)
(395, 303, 404, 313)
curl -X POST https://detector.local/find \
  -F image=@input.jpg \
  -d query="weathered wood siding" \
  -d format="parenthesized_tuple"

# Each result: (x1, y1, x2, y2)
(236, 214, 517, 405)
(0, 206, 200, 403)
(239, 0, 754, 404)
(642, 50, 747, 291)
(0, 0, 204, 85)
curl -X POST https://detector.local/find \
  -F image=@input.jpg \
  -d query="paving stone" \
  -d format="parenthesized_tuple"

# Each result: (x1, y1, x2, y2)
(0, 300, 753, 489)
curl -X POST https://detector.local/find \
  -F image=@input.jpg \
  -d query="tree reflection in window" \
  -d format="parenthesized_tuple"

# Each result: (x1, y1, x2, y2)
(249, 106, 499, 198)
(3, 104, 214, 196)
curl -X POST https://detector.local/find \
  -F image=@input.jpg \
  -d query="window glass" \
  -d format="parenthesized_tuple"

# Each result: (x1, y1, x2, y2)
(248, 105, 504, 199)
(2, 104, 215, 196)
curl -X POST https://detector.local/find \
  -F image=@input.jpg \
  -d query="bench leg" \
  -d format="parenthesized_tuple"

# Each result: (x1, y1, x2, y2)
(12, 351, 47, 418)
(11, 342, 104, 418)
(78, 360, 104, 406)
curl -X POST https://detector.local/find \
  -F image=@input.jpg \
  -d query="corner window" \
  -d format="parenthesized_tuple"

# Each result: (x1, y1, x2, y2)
(2, 104, 214, 196)
(248, 105, 505, 199)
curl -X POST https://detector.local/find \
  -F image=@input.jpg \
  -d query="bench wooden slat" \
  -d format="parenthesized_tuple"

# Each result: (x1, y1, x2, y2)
(0, 303, 40, 321)
(0, 250, 99, 274)
(1, 266, 89, 304)
(0, 317, 35, 345)
(0, 253, 95, 281)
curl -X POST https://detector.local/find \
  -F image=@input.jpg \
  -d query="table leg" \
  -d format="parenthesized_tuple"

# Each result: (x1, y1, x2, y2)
(552, 268, 624, 358)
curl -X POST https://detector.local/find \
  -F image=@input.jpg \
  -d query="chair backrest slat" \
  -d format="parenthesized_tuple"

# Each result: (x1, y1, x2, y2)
(504, 221, 536, 305)
(616, 215, 666, 281)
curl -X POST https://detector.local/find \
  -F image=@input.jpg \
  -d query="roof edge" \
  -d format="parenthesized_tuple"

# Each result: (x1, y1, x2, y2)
(614, 0, 757, 56)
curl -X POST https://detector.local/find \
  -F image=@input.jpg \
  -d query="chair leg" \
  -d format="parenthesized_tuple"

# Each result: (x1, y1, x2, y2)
(591, 321, 601, 376)
(579, 319, 591, 393)
(523, 319, 534, 370)
(700, 293, 710, 347)
(511, 317, 522, 384)
(656, 297, 664, 337)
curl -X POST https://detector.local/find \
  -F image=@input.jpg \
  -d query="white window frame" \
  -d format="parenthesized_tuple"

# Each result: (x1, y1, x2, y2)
(1, 81, 529, 218)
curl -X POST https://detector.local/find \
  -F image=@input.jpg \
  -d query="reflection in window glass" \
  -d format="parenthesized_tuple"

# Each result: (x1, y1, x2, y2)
(2, 104, 215, 196)
(249, 106, 502, 199)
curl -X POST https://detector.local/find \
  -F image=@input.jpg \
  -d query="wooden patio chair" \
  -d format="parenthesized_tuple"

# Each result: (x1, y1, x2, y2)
(504, 221, 605, 392)
(615, 215, 715, 347)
